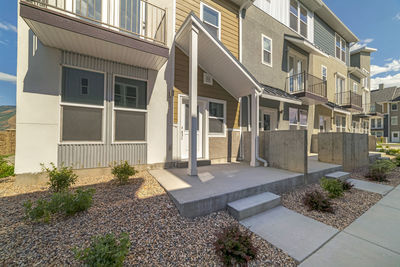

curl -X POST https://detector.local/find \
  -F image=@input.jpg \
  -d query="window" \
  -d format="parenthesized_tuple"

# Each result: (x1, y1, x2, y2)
(201, 3, 220, 39)
(289, 0, 298, 32)
(76, 0, 102, 21)
(209, 101, 225, 134)
(321, 66, 327, 81)
(335, 34, 346, 63)
(377, 118, 382, 128)
(391, 116, 398, 126)
(376, 131, 383, 137)
(120, 0, 141, 34)
(299, 6, 308, 38)
(371, 119, 376, 128)
(299, 110, 307, 126)
(114, 76, 147, 142)
(392, 103, 398, 111)
(335, 75, 345, 105)
(262, 35, 272, 66)
(289, 0, 308, 38)
(61, 67, 105, 142)
(353, 82, 358, 93)
(335, 115, 345, 132)
(289, 107, 298, 125)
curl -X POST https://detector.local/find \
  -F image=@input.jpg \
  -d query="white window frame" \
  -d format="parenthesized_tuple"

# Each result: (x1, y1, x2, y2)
(377, 118, 382, 128)
(200, 2, 221, 40)
(289, 0, 309, 38)
(112, 74, 148, 144)
(391, 116, 398, 126)
(335, 33, 346, 63)
(335, 115, 346, 132)
(353, 82, 358, 93)
(321, 65, 327, 81)
(59, 65, 106, 144)
(208, 98, 227, 137)
(289, 107, 299, 125)
(371, 118, 376, 129)
(261, 34, 272, 67)
(392, 103, 398, 111)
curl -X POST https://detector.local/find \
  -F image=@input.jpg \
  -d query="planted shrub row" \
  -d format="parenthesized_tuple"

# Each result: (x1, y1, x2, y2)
(366, 159, 396, 182)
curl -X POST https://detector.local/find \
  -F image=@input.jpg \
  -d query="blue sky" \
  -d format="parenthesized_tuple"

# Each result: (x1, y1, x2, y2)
(0, 1, 399, 105)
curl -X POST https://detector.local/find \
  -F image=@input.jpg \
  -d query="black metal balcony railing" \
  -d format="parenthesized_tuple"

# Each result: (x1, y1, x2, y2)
(24, 0, 167, 45)
(286, 72, 327, 98)
(335, 91, 362, 108)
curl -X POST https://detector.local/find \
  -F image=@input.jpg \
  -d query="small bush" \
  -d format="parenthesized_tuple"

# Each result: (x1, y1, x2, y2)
(74, 233, 130, 267)
(320, 178, 344, 198)
(303, 190, 334, 213)
(377, 148, 385, 153)
(42, 163, 77, 192)
(366, 159, 396, 182)
(386, 148, 400, 156)
(341, 180, 354, 191)
(214, 225, 258, 266)
(111, 161, 136, 184)
(394, 155, 400, 167)
(376, 144, 382, 149)
(24, 189, 95, 223)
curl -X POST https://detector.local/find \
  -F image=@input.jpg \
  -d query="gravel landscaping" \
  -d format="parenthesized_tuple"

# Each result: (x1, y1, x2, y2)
(281, 183, 381, 230)
(0, 171, 296, 266)
(350, 166, 400, 187)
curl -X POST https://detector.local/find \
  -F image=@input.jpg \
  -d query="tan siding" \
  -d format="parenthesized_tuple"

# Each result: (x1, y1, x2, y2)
(173, 48, 240, 129)
(176, 0, 239, 58)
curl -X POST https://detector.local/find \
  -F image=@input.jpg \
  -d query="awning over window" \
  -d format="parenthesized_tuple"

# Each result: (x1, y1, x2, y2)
(285, 35, 328, 58)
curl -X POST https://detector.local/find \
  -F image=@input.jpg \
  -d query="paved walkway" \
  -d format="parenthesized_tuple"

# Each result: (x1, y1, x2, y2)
(300, 185, 400, 267)
(348, 178, 394, 195)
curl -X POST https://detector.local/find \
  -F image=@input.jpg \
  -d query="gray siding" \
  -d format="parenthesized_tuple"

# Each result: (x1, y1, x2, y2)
(314, 15, 335, 57)
(59, 52, 148, 169)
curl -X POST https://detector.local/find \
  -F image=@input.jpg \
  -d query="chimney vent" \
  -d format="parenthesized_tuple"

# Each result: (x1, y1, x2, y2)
(379, 83, 384, 90)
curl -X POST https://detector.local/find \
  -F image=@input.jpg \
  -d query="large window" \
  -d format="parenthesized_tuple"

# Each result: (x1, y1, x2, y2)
(201, 2, 220, 39)
(120, 0, 141, 34)
(209, 101, 225, 134)
(335, 34, 346, 63)
(61, 67, 104, 142)
(76, 0, 102, 21)
(114, 76, 147, 142)
(262, 34, 272, 67)
(289, 0, 308, 38)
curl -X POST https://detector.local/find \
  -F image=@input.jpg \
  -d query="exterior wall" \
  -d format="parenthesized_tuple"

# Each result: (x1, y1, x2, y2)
(0, 130, 16, 156)
(389, 102, 400, 142)
(209, 130, 240, 162)
(175, 0, 239, 58)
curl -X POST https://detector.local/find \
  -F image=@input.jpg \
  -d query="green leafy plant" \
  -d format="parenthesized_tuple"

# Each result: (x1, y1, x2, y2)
(111, 161, 136, 184)
(0, 155, 14, 178)
(74, 233, 130, 267)
(303, 190, 334, 213)
(366, 159, 396, 182)
(394, 155, 400, 167)
(42, 163, 77, 192)
(385, 148, 400, 156)
(341, 180, 354, 191)
(214, 225, 258, 266)
(24, 189, 95, 223)
(320, 178, 344, 198)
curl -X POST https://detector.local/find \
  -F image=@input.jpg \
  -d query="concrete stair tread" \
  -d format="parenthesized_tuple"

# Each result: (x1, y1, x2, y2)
(347, 179, 393, 195)
(325, 171, 350, 181)
(227, 192, 281, 220)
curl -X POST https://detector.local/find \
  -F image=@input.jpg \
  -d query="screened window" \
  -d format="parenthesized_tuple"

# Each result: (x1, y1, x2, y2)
(62, 106, 103, 141)
(115, 110, 146, 141)
(120, 0, 141, 34)
(209, 101, 225, 134)
(335, 34, 346, 63)
(289, 0, 298, 32)
(201, 3, 220, 39)
(299, 109, 307, 126)
(76, 0, 102, 21)
(262, 35, 272, 66)
(114, 76, 146, 109)
(289, 107, 298, 125)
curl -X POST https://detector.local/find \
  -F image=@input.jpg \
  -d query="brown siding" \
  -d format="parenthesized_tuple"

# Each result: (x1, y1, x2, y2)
(174, 48, 240, 129)
(176, 0, 239, 58)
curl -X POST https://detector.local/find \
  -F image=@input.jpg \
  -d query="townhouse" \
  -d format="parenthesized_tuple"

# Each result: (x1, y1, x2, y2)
(15, 0, 374, 175)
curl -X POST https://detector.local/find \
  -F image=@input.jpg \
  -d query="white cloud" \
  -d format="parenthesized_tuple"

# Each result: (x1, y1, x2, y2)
(0, 21, 17, 32)
(0, 72, 16, 83)
(350, 38, 374, 52)
(385, 57, 394, 62)
(371, 58, 400, 76)
(394, 12, 400, 21)
(371, 72, 400, 89)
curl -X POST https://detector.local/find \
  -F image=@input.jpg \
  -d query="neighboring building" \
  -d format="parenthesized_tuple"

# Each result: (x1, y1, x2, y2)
(370, 85, 400, 142)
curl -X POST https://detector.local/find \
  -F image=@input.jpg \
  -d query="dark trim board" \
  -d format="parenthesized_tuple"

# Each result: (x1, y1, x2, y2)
(291, 91, 328, 104)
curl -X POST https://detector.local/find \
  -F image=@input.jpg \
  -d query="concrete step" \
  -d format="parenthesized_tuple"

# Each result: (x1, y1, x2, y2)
(227, 192, 281, 221)
(347, 179, 393, 195)
(175, 159, 211, 168)
(325, 171, 350, 181)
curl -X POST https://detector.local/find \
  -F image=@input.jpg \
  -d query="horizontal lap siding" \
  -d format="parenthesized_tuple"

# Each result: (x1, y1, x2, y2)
(174, 48, 240, 129)
(176, 0, 239, 59)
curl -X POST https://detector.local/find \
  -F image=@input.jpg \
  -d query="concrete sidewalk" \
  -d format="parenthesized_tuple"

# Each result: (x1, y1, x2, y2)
(300, 185, 400, 267)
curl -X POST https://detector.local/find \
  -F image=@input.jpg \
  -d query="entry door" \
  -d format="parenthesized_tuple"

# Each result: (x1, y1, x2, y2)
(181, 99, 204, 160)
(288, 55, 306, 92)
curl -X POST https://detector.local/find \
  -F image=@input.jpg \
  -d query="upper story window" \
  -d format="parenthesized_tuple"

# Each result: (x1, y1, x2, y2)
(335, 34, 346, 63)
(76, 0, 102, 21)
(321, 66, 327, 81)
(262, 34, 272, 67)
(289, 0, 308, 38)
(377, 118, 382, 128)
(353, 83, 358, 93)
(201, 2, 221, 39)
(392, 103, 398, 111)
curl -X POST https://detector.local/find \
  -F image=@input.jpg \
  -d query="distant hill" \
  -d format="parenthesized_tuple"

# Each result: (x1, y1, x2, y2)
(0, 106, 16, 131)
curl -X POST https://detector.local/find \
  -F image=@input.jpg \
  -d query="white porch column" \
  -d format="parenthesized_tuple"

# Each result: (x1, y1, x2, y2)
(188, 24, 199, 176)
(250, 91, 260, 167)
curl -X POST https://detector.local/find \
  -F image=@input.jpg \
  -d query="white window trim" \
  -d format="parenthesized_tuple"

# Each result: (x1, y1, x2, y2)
(200, 2, 221, 40)
(112, 74, 148, 144)
(391, 116, 398, 126)
(59, 65, 106, 145)
(392, 103, 398, 111)
(115, 81, 139, 109)
(289, 107, 299, 125)
(353, 82, 358, 93)
(261, 34, 272, 67)
(289, 0, 309, 39)
(335, 33, 346, 63)
(321, 65, 327, 81)
(208, 98, 227, 137)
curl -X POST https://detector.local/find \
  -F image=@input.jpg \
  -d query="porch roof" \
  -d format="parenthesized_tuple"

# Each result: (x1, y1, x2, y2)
(261, 84, 302, 105)
(324, 101, 351, 115)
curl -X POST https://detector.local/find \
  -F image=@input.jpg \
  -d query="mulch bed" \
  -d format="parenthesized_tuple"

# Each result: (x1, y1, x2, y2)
(350, 166, 400, 187)
(0, 171, 296, 266)
(281, 183, 381, 231)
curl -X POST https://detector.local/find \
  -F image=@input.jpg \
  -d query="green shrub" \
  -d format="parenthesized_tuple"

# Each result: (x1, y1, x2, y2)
(366, 159, 396, 182)
(24, 189, 95, 223)
(42, 163, 77, 192)
(385, 148, 400, 156)
(74, 233, 130, 267)
(395, 155, 400, 167)
(320, 178, 344, 198)
(376, 144, 382, 149)
(111, 161, 136, 184)
(377, 148, 385, 153)
(214, 225, 257, 266)
(303, 190, 334, 213)
(341, 180, 354, 191)
(0, 161, 14, 178)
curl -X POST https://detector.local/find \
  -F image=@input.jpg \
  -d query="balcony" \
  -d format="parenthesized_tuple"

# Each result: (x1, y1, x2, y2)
(369, 103, 383, 115)
(335, 91, 362, 112)
(286, 72, 328, 104)
(20, 0, 169, 70)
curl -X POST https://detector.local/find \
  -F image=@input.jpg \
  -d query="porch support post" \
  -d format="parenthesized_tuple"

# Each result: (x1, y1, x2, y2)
(188, 23, 199, 176)
(250, 91, 259, 167)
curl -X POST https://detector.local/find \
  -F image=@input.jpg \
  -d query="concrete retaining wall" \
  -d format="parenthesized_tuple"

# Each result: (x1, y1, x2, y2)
(243, 130, 307, 173)
(318, 133, 369, 171)
(0, 130, 15, 156)
(368, 135, 377, 151)
(311, 134, 318, 153)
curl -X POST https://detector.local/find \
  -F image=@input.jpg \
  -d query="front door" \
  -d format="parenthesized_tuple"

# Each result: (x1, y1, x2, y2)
(288, 53, 306, 92)
(180, 99, 204, 160)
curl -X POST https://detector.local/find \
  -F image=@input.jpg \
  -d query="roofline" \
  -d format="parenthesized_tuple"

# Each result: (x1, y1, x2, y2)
(350, 46, 378, 55)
